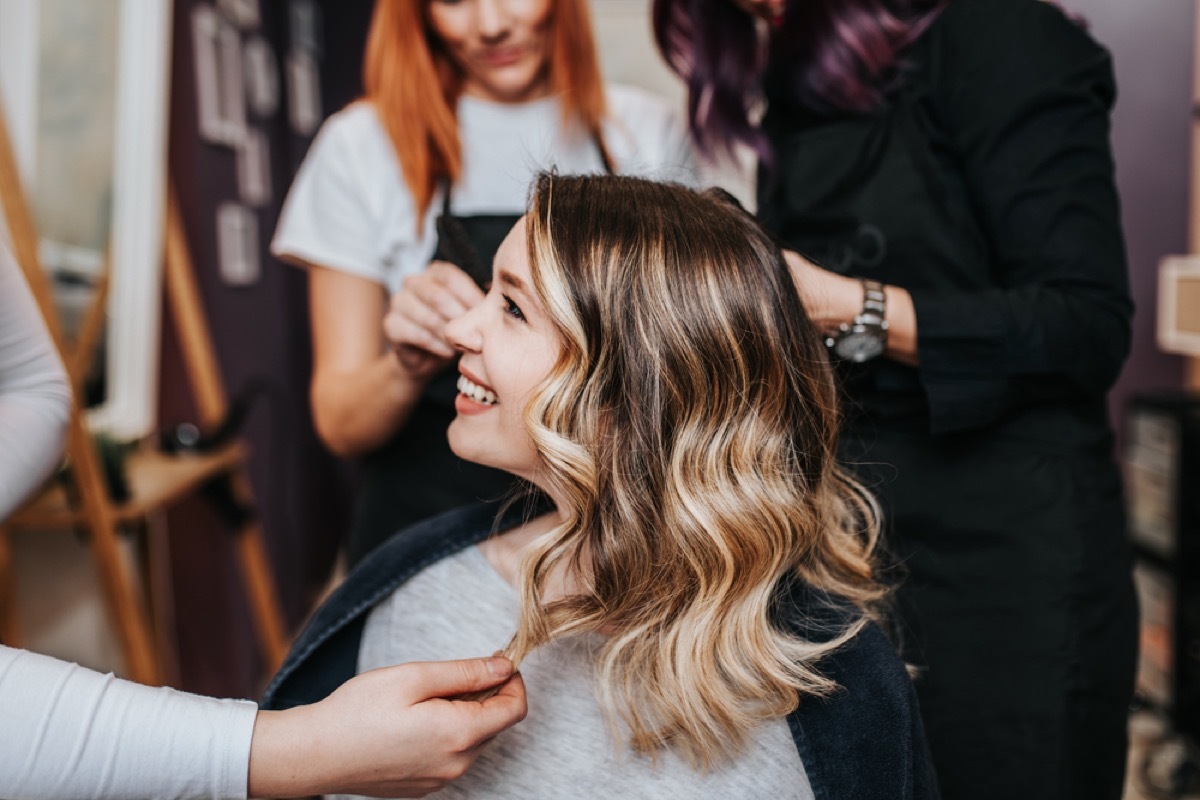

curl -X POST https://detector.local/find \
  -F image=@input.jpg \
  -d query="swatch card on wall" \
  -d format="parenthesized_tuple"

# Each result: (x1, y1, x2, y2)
(191, 0, 323, 287)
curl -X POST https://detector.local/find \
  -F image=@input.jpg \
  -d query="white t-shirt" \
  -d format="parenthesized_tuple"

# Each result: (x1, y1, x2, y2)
(271, 86, 697, 293)
(0, 644, 258, 800)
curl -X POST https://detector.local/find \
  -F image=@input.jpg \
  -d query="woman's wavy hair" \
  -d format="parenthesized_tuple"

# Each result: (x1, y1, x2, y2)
(504, 173, 885, 766)
(652, 0, 945, 162)
(362, 0, 609, 228)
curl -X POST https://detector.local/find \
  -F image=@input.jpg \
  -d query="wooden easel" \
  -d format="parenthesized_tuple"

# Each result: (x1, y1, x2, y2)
(0, 103, 288, 685)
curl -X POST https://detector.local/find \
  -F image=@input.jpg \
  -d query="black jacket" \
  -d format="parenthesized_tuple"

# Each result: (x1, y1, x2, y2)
(263, 501, 940, 799)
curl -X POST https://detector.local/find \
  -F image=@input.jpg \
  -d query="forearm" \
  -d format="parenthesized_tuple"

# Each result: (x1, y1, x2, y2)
(0, 646, 257, 800)
(247, 708, 325, 799)
(250, 658, 526, 799)
(785, 252, 918, 367)
(312, 354, 430, 456)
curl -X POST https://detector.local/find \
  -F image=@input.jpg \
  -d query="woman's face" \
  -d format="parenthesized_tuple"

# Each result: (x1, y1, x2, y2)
(427, 0, 554, 104)
(445, 218, 562, 482)
(729, 0, 786, 25)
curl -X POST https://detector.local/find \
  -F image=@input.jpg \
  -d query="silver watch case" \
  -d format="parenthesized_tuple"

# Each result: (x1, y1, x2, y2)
(825, 280, 888, 363)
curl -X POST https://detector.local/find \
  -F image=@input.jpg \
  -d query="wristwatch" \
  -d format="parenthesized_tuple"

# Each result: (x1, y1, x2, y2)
(825, 279, 888, 363)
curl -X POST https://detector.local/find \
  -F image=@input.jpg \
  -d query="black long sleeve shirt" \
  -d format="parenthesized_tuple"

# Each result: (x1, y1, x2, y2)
(759, 0, 1132, 442)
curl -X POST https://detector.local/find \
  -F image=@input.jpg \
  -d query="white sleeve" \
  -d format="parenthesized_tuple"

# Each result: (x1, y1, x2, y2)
(270, 106, 405, 286)
(0, 244, 71, 520)
(0, 645, 259, 800)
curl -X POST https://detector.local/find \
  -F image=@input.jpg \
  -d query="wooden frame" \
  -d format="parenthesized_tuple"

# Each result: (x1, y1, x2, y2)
(1158, 256, 1200, 357)
(0, 98, 288, 684)
(1187, 0, 1200, 389)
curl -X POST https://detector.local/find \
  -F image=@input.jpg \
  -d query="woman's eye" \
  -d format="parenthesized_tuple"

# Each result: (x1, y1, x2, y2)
(502, 294, 526, 322)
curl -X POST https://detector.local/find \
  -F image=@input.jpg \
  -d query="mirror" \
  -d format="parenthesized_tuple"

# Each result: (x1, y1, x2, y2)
(0, 0, 172, 441)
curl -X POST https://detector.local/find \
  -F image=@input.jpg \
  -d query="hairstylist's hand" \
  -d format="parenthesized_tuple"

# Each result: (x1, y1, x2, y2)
(782, 249, 862, 332)
(384, 260, 486, 376)
(783, 249, 918, 365)
(248, 656, 527, 798)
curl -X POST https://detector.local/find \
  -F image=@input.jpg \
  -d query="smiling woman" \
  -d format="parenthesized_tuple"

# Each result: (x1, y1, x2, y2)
(271, 0, 696, 565)
(265, 174, 938, 800)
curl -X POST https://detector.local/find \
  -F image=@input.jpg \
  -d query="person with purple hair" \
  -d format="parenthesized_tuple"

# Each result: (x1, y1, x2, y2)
(653, 1, 1136, 799)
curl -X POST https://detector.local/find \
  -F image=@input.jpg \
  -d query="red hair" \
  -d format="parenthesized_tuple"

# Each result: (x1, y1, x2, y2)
(362, 0, 610, 227)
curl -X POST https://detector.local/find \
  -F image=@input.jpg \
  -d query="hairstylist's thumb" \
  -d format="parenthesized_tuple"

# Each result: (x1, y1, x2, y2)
(407, 657, 528, 744)
(403, 656, 516, 701)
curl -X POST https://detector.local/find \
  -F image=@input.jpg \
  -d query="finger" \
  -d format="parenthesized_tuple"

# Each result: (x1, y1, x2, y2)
(467, 672, 528, 740)
(401, 657, 515, 701)
(391, 289, 455, 335)
(429, 261, 487, 309)
(394, 345, 452, 374)
(399, 272, 469, 322)
(384, 314, 457, 359)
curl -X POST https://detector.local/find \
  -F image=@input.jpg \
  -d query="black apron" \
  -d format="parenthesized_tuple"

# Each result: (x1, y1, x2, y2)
(345, 191, 522, 566)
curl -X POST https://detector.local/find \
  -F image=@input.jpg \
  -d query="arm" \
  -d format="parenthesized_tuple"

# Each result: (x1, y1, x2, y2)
(249, 657, 526, 798)
(308, 260, 485, 456)
(0, 644, 257, 800)
(275, 109, 486, 455)
(789, 2, 1131, 435)
(784, 250, 919, 367)
(0, 645, 525, 800)
(905, 0, 1131, 433)
(0, 245, 71, 519)
(307, 266, 427, 456)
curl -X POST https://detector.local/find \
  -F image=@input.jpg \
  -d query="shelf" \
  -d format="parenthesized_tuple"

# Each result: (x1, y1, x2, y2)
(9, 443, 247, 529)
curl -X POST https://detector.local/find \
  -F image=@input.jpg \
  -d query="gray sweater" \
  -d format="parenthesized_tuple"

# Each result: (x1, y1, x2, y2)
(338, 544, 815, 800)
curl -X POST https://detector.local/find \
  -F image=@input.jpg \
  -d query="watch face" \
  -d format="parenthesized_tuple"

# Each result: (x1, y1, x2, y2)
(833, 331, 886, 363)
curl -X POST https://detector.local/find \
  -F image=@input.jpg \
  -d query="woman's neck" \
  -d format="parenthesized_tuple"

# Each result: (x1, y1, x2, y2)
(478, 509, 581, 601)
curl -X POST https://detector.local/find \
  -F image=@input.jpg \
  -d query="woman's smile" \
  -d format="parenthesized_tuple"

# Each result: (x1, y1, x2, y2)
(456, 373, 499, 412)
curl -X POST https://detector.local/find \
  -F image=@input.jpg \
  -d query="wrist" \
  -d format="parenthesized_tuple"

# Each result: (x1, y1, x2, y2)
(248, 708, 318, 798)
(823, 278, 889, 363)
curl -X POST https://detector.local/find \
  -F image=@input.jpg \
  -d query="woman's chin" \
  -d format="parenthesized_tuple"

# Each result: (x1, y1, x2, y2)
(446, 419, 473, 461)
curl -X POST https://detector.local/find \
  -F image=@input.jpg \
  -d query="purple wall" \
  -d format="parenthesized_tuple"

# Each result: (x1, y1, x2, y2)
(161, 0, 366, 696)
(1071, 0, 1192, 423)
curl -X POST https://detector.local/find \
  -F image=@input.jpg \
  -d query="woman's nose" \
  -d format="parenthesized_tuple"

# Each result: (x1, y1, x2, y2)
(444, 306, 482, 353)
(476, 0, 511, 41)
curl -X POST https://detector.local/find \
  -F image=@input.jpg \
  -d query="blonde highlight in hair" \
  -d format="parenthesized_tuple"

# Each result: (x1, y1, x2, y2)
(362, 0, 610, 230)
(502, 173, 886, 766)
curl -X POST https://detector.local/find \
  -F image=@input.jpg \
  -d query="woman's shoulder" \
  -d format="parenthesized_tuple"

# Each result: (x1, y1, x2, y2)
(913, 0, 1114, 125)
(605, 82, 672, 114)
(774, 581, 910, 694)
(602, 83, 695, 180)
(293, 101, 405, 193)
(308, 101, 391, 154)
(921, 0, 1109, 73)
(778, 583, 939, 799)
(604, 83, 682, 133)
(932, 0, 1089, 34)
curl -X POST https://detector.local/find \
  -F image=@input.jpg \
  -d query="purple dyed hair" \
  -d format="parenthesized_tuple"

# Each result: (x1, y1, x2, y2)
(652, 0, 945, 163)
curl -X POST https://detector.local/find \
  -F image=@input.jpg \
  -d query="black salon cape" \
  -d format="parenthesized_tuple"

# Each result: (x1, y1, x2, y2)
(263, 501, 939, 800)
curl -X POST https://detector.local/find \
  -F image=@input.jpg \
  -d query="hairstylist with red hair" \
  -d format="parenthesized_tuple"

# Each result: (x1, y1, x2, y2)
(274, 0, 694, 565)
(653, 1, 1136, 798)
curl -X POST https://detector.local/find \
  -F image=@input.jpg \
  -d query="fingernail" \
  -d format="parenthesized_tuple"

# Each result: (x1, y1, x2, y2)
(486, 656, 513, 678)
